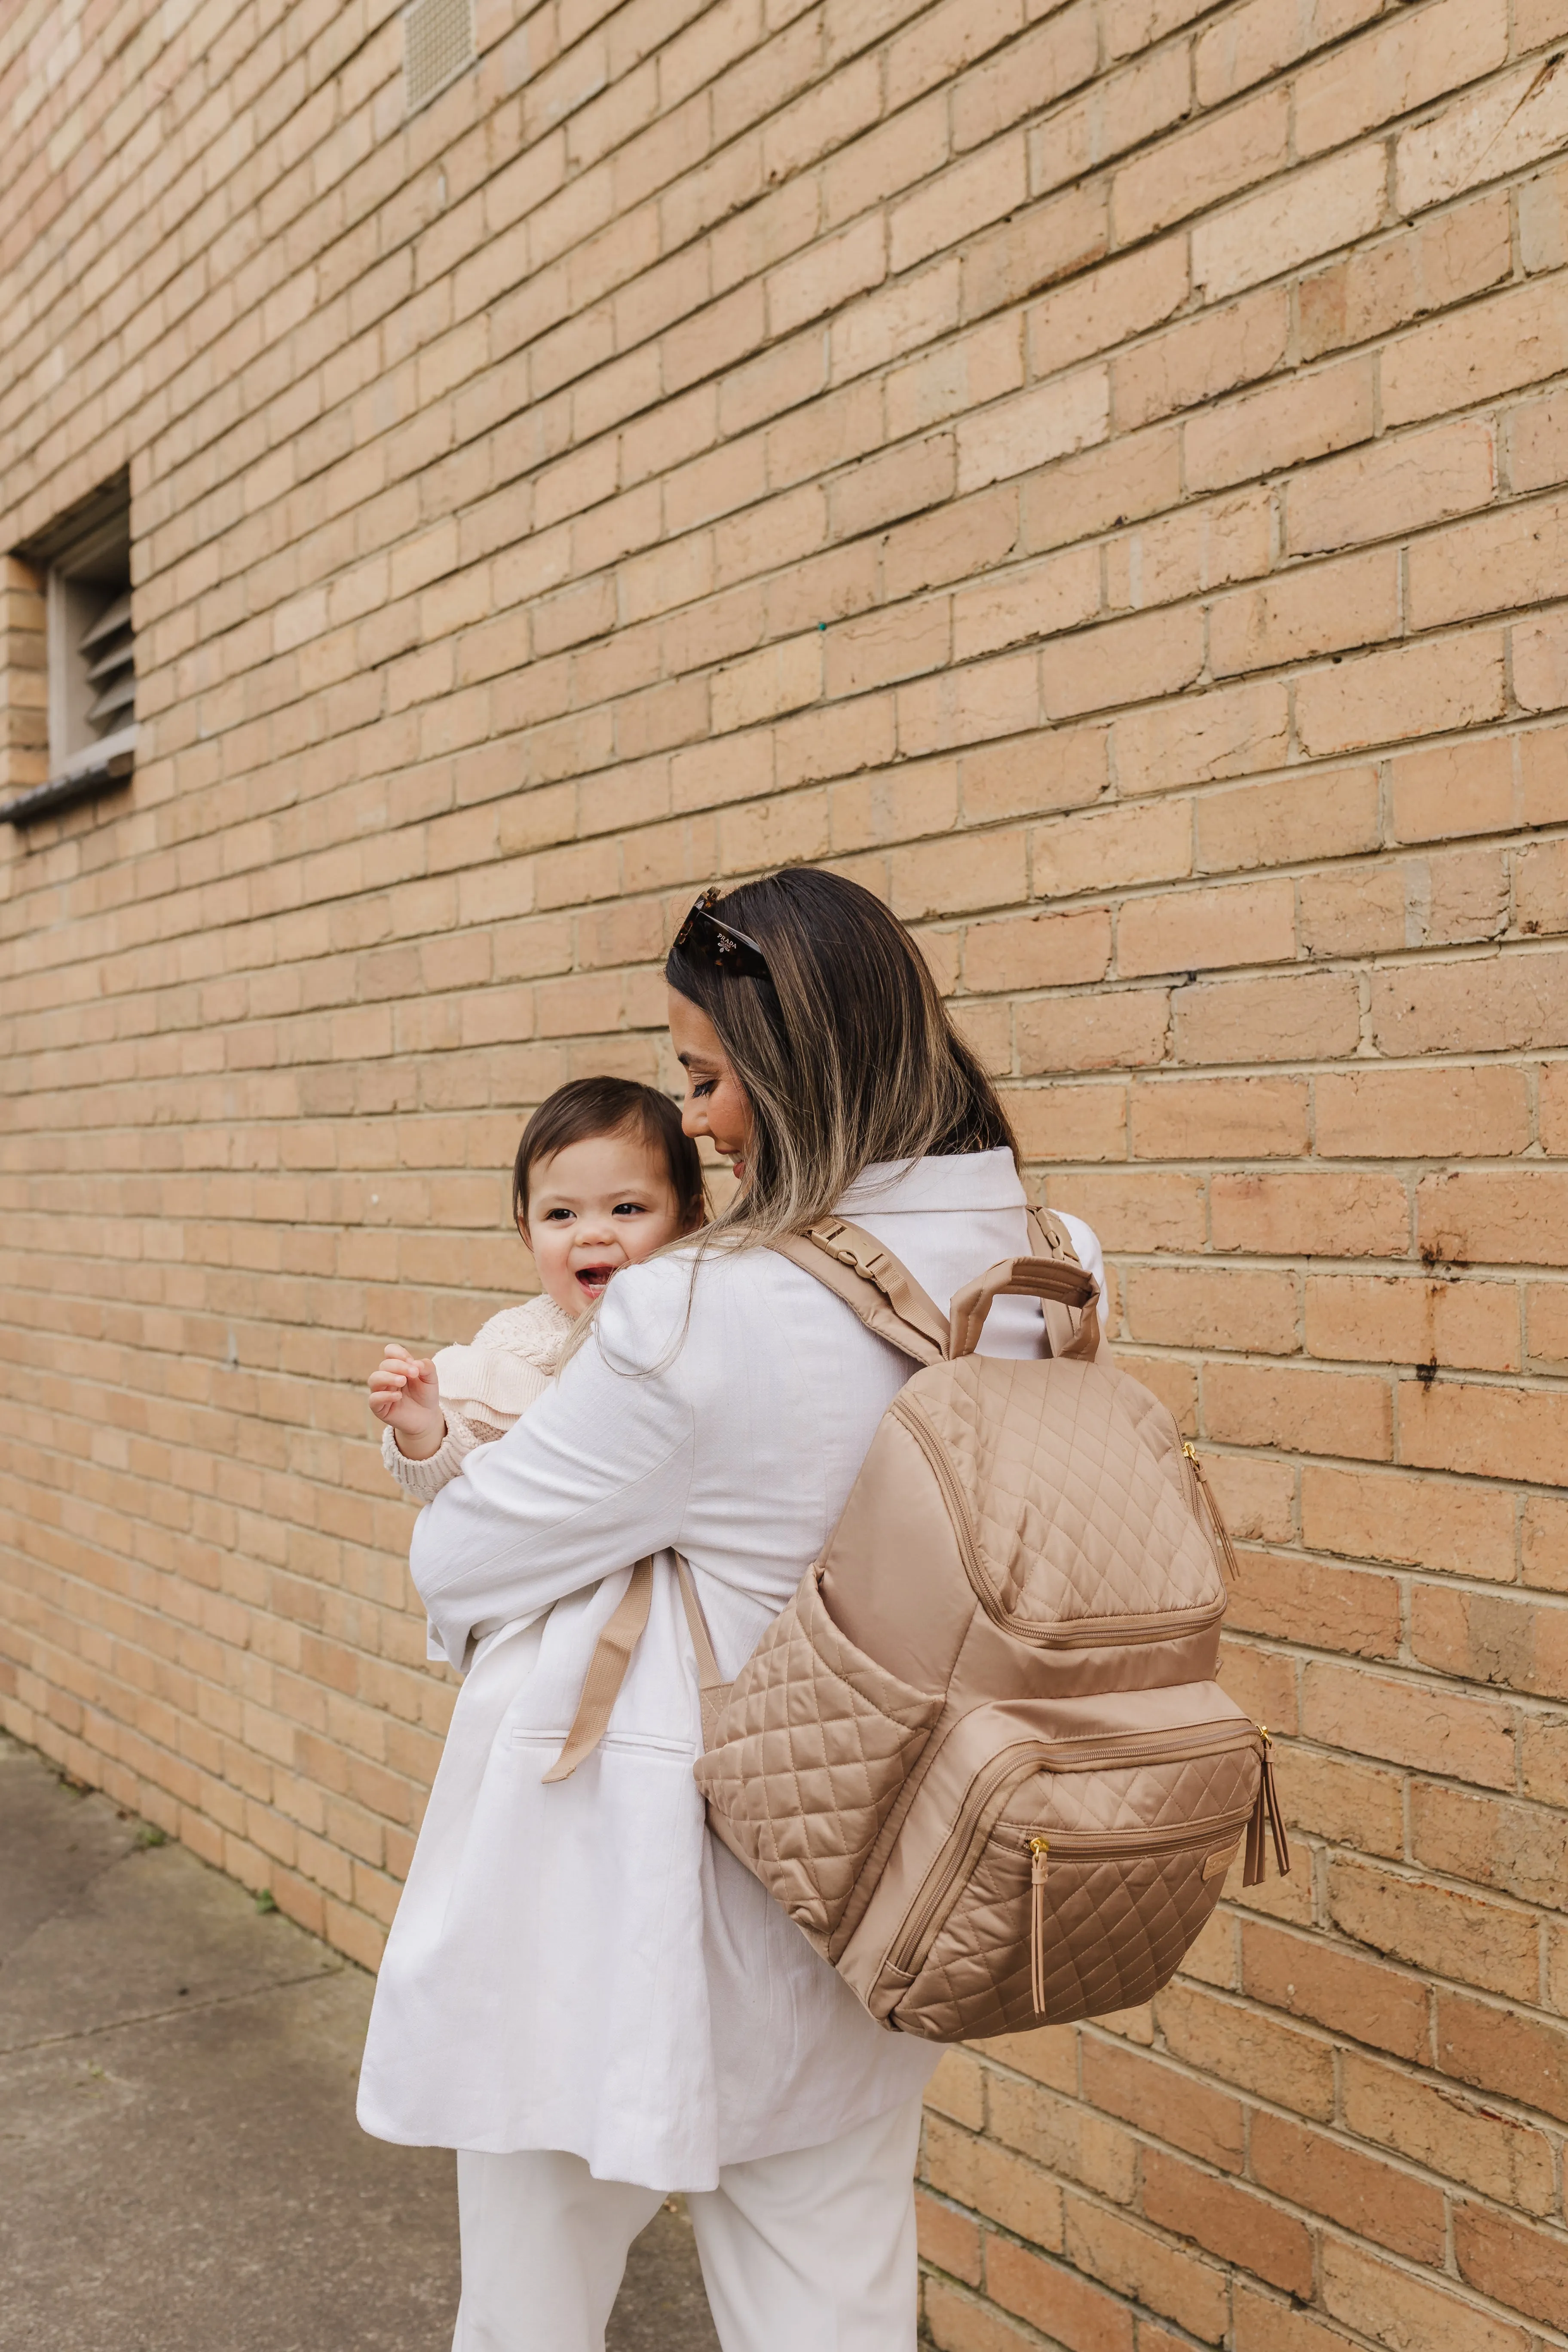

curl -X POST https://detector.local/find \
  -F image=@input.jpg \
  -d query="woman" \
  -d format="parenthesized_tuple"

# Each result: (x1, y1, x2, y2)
(358, 869, 1106, 2351)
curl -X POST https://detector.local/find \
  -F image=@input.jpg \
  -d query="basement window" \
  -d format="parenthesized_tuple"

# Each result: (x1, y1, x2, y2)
(3, 474, 135, 826)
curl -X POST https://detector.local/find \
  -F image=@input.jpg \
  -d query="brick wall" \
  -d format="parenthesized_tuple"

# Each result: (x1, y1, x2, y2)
(4, 0, 1568, 2341)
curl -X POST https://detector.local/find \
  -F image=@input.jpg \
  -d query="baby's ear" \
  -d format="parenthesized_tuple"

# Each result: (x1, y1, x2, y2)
(516, 1218, 536, 1258)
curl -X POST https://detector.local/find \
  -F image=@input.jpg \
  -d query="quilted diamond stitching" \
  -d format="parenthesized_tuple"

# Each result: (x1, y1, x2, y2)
(694, 1573, 942, 1950)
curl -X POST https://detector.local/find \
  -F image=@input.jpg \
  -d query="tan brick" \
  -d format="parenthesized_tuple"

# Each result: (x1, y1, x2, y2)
(924, 2113, 1066, 2252)
(1382, 276, 1568, 430)
(965, 908, 1112, 992)
(1412, 1777, 1568, 1912)
(965, 726, 1109, 822)
(1302, 1464, 1517, 1579)
(1396, 48, 1568, 215)
(1315, 1063, 1531, 1159)
(1210, 548, 1400, 679)
(1130, 1075, 1309, 1158)
(1119, 880, 1295, 979)
(1080, 2037, 1244, 2171)
(890, 139, 1029, 276)
(960, 181, 1111, 324)
(1193, 143, 1386, 304)
(988, 2072, 1137, 2203)
(986, 2236, 1135, 2352)
(952, 545, 1100, 662)
(1124, 1264, 1299, 1352)
(1231, 2284, 1365, 2352)
(1205, 1360, 1393, 1460)
(1294, 631, 1506, 760)
(1242, 1912, 1429, 2055)
(923, 2276, 1035, 2352)
(1408, 493, 1568, 633)
(1041, 606, 1204, 721)
(1142, 2149, 1312, 2296)
(955, 367, 1110, 496)
(1195, 769, 1380, 875)
(1513, 605, 1568, 715)
(1508, 385, 1568, 493)
(1295, 0, 1509, 159)
(1035, 799, 1191, 899)
(1341, 2049, 1557, 2214)
(1437, 1987, 1568, 2123)
(1251, 2112, 1446, 2265)
(1185, 359, 1374, 494)
(1298, 190, 1513, 364)
(1194, 0, 1379, 105)
(889, 827, 1030, 919)
(916, 2188, 983, 2287)
(1155, 1981, 1335, 2119)
(1006, 1080, 1130, 1161)
(1173, 972, 1363, 1067)
(1113, 682, 1289, 798)
(1210, 1170, 1411, 1258)
(1112, 86, 1289, 245)
(1026, 237, 1188, 375)
(1417, 1167, 1568, 1267)
(1302, 1660, 1515, 1787)
(1113, 288, 1289, 435)
(1454, 2199, 1568, 2332)
(1017, 988, 1171, 1073)
(1328, 1855, 1540, 2002)
(1322, 2238, 1528, 2352)
(1062, 2194, 1228, 2343)
(1306, 1274, 1520, 1374)
(1052, 1171, 1208, 1251)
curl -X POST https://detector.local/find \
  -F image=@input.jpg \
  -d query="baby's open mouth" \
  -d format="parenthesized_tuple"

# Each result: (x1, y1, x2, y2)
(575, 1264, 616, 1297)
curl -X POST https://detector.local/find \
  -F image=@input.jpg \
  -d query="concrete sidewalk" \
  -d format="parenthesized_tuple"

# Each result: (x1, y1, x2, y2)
(0, 1732, 718, 2351)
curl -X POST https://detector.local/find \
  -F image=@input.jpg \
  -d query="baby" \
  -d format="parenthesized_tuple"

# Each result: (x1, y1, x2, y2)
(370, 1076, 706, 1498)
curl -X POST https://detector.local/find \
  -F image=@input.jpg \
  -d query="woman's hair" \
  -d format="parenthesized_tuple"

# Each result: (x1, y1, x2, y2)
(664, 868, 1016, 1247)
(512, 1077, 706, 1234)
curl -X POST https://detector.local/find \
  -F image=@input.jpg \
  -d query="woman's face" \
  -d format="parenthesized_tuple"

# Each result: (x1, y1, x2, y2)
(668, 987, 753, 1183)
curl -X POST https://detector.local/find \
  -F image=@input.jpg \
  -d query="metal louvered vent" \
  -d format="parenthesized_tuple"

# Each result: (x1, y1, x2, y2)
(2, 472, 138, 826)
(80, 590, 135, 738)
(405, 0, 475, 112)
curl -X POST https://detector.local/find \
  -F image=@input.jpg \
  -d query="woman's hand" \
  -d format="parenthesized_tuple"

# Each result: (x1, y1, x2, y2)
(369, 1344, 447, 1460)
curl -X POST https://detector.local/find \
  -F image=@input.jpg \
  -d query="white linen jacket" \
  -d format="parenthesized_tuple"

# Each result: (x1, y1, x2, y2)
(357, 1151, 1105, 2191)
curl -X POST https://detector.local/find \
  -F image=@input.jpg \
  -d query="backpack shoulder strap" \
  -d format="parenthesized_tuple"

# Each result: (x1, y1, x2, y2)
(770, 1219, 949, 1365)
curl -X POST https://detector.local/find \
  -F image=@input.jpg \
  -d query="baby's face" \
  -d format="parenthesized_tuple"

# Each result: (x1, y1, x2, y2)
(521, 1129, 685, 1318)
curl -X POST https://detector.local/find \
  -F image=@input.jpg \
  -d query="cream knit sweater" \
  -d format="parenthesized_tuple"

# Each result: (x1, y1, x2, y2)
(380, 1292, 576, 1501)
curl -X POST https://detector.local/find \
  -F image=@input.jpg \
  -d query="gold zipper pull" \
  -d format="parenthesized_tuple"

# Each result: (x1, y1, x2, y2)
(1028, 1839, 1049, 2016)
(1183, 1442, 1240, 1582)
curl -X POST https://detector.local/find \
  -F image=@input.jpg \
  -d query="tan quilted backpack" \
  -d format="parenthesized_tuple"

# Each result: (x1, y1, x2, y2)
(689, 1210, 1290, 2043)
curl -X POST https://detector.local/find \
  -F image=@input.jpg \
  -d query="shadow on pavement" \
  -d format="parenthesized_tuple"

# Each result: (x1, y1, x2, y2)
(0, 1732, 716, 2351)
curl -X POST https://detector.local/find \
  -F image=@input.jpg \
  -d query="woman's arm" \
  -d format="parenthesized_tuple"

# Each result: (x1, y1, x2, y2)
(409, 1262, 698, 1670)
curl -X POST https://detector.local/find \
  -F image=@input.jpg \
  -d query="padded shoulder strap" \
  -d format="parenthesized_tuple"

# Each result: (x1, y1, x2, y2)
(770, 1219, 949, 1365)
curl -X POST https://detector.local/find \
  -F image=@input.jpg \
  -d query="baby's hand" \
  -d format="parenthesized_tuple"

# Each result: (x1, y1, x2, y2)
(369, 1344, 447, 1460)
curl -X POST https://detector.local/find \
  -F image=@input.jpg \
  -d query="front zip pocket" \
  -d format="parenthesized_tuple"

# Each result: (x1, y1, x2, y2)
(880, 1719, 1278, 2042)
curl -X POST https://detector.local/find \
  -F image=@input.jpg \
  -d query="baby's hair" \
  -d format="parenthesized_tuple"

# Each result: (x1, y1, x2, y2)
(511, 1077, 706, 1236)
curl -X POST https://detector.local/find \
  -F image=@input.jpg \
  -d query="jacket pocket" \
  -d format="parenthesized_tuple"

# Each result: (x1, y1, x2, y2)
(695, 1566, 943, 1956)
(509, 1727, 695, 1761)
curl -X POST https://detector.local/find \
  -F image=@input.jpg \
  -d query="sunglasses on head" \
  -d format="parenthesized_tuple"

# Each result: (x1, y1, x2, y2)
(670, 887, 771, 979)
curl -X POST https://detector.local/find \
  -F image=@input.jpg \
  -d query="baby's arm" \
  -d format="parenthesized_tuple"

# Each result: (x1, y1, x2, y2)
(369, 1342, 526, 1501)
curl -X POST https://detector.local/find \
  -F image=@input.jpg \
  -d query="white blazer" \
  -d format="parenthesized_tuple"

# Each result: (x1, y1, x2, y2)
(357, 1151, 1106, 2190)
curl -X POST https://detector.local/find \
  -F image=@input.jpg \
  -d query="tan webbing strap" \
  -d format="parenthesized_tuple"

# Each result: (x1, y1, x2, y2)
(948, 1255, 1101, 1360)
(771, 1220, 949, 1365)
(542, 1558, 655, 1782)
(674, 1556, 732, 1752)
(1026, 1204, 1101, 1364)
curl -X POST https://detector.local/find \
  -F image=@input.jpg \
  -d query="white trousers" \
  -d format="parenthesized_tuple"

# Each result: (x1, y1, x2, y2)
(451, 2095, 924, 2352)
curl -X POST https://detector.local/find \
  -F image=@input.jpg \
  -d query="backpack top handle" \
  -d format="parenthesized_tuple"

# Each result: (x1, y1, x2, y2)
(774, 1209, 1100, 1366)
